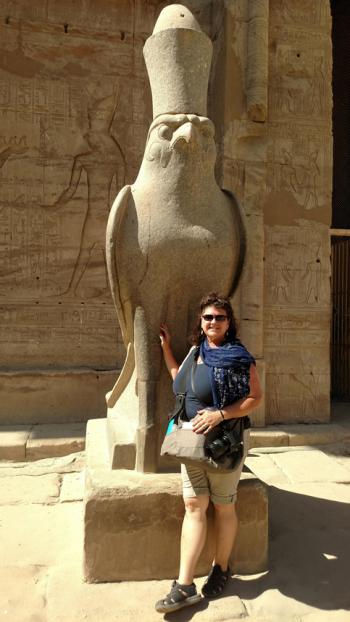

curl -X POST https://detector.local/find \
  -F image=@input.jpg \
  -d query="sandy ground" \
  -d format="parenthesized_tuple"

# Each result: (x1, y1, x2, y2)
(0, 438, 350, 622)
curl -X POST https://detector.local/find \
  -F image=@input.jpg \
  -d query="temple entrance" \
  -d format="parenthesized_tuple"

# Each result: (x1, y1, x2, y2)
(331, 236, 350, 400)
(331, 0, 350, 406)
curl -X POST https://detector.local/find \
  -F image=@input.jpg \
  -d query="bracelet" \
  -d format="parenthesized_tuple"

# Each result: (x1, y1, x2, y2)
(219, 409, 225, 421)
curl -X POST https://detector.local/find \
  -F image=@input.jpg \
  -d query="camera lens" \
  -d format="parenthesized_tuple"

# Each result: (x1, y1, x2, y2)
(206, 435, 230, 459)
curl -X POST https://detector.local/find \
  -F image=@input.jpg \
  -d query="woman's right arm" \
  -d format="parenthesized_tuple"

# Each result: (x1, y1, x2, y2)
(159, 323, 179, 380)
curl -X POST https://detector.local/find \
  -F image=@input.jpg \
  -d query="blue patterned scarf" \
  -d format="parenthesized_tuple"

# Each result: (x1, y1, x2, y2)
(199, 339, 255, 409)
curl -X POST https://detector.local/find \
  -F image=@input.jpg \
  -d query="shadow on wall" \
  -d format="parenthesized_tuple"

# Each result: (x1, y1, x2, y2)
(232, 485, 350, 612)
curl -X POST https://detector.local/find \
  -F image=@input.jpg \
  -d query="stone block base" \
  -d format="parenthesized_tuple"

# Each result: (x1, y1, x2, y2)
(84, 419, 268, 582)
(0, 369, 117, 424)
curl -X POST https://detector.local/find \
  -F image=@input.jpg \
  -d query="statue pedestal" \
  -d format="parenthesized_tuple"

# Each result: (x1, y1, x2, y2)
(84, 419, 268, 582)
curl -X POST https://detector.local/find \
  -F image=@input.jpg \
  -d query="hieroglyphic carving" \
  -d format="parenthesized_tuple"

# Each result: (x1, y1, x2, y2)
(264, 224, 329, 307)
(264, 221, 331, 423)
(270, 0, 329, 28)
(264, 308, 330, 348)
(266, 370, 329, 423)
(0, 8, 152, 369)
(0, 302, 124, 367)
(265, 8, 332, 408)
(269, 40, 331, 121)
(223, 0, 332, 424)
(223, 157, 245, 202)
(46, 87, 125, 298)
(265, 125, 331, 212)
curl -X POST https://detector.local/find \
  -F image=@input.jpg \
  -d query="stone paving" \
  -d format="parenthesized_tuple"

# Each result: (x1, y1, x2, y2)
(1, 440, 350, 621)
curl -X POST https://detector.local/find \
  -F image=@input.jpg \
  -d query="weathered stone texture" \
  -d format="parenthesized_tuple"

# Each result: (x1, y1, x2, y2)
(26, 422, 86, 459)
(84, 471, 268, 581)
(223, 0, 332, 424)
(0, 369, 116, 423)
(0, 473, 60, 505)
(0, 0, 226, 425)
(246, 0, 269, 122)
(0, 1, 155, 373)
(84, 419, 268, 581)
(0, 425, 31, 460)
(0, 0, 333, 428)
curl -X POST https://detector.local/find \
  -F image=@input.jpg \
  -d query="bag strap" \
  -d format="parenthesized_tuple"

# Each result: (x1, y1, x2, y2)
(175, 347, 198, 395)
(190, 347, 200, 396)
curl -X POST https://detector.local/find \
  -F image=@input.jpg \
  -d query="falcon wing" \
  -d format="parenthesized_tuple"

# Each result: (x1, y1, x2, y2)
(106, 184, 132, 344)
(222, 188, 247, 297)
(106, 184, 135, 408)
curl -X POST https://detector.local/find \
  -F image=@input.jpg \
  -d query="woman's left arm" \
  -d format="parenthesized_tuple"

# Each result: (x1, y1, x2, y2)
(192, 364, 263, 434)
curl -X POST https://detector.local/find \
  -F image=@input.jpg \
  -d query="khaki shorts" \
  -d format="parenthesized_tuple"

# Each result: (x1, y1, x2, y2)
(181, 429, 250, 505)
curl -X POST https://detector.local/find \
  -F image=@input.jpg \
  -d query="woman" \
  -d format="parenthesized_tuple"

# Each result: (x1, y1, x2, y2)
(155, 292, 262, 614)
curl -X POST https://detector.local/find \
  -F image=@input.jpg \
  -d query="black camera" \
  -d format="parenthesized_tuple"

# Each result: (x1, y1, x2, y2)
(206, 427, 243, 461)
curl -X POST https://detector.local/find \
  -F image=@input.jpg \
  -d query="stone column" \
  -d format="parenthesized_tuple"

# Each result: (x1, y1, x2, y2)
(247, 0, 269, 123)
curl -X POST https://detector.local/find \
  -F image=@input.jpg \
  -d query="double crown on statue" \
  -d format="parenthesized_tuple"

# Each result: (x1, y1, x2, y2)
(143, 5, 213, 119)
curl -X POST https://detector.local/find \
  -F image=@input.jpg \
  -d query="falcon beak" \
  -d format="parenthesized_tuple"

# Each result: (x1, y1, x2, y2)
(169, 122, 196, 151)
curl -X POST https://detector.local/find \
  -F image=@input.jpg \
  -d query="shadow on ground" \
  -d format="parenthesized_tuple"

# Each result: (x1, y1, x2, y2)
(164, 598, 209, 621)
(231, 485, 350, 612)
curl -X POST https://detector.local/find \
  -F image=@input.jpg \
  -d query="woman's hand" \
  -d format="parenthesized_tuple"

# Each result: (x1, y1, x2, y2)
(159, 323, 171, 348)
(192, 408, 222, 434)
(159, 323, 179, 379)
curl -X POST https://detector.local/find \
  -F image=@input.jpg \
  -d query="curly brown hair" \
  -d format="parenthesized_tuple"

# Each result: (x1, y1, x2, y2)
(189, 292, 238, 345)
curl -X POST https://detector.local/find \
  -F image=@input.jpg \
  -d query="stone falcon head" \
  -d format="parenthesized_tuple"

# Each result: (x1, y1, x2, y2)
(144, 113, 216, 172)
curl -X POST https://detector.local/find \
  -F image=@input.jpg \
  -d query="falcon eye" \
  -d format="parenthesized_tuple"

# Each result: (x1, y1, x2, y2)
(158, 124, 173, 141)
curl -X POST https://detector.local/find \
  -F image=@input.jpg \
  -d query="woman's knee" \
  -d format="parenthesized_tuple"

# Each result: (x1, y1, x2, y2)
(213, 501, 236, 517)
(184, 495, 209, 517)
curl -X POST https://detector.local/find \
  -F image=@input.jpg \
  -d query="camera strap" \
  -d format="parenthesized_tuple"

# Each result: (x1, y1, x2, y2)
(190, 346, 201, 397)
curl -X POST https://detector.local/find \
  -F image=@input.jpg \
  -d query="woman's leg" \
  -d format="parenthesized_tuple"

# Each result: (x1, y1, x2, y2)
(208, 429, 250, 571)
(213, 502, 238, 570)
(178, 494, 210, 584)
(200, 502, 237, 598)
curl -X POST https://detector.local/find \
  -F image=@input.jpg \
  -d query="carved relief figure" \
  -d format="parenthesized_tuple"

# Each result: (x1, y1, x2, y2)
(272, 258, 293, 303)
(265, 226, 328, 308)
(308, 57, 326, 115)
(304, 243, 322, 303)
(271, 45, 328, 121)
(48, 88, 125, 298)
(270, 143, 321, 210)
(291, 370, 322, 419)
(269, 373, 281, 420)
(0, 136, 28, 170)
(106, 6, 246, 472)
(303, 149, 319, 209)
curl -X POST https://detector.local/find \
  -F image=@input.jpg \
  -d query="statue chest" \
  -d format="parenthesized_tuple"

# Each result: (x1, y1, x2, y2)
(118, 192, 237, 257)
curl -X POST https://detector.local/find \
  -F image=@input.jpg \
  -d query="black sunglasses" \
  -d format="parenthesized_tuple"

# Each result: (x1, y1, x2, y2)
(202, 314, 228, 322)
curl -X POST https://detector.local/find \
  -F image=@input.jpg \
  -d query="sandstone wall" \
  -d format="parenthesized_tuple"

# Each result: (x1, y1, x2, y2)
(0, 1, 158, 372)
(0, 0, 332, 424)
(222, 0, 332, 423)
(0, 0, 216, 421)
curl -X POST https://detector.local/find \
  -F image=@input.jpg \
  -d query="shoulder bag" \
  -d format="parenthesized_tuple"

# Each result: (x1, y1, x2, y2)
(160, 349, 247, 472)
